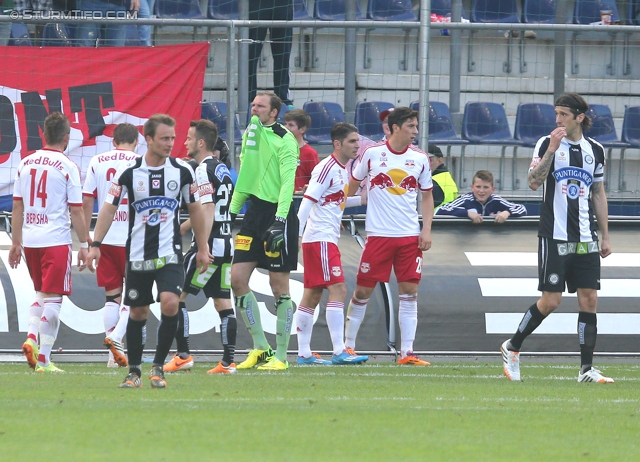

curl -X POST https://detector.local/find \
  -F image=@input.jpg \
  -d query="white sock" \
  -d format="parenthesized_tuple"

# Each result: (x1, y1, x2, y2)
(110, 304, 130, 342)
(398, 294, 418, 357)
(103, 301, 120, 338)
(27, 296, 44, 342)
(38, 297, 62, 365)
(345, 296, 369, 350)
(325, 301, 345, 355)
(295, 306, 315, 358)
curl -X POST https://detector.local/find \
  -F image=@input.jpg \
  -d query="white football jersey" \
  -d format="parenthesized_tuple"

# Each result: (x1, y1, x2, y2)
(301, 154, 349, 245)
(13, 148, 83, 248)
(83, 149, 140, 246)
(351, 141, 432, 237)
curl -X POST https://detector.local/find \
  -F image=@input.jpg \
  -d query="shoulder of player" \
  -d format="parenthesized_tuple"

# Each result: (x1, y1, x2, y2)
(583, 137, 606, 161)
(269, 122, 291, 139)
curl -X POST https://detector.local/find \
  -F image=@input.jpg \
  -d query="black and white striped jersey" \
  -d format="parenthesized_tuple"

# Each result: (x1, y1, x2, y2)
(194, 155, 234, 258)
(530, 135, 605, 242)
(106, 155, 198, 261)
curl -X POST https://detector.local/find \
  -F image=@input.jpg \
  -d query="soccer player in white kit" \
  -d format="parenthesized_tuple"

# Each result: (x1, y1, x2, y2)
(83, 123, 140, 368)
(345, 107, 434, 365)
(10, 112, 90, 373)
(296, 123, 368, 365)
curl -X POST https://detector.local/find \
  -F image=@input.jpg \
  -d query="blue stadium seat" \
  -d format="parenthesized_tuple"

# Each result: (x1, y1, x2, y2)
(302, 101, 347, 145)
(522, 0, 557, 24)
(471, 0, 520, 23)
(410, 101, 468, 146)
(514, 103, 556, 146)
(156, 0, 205, 19)
(293, 0, 313, 20)
(621, 106, 640, 147)
(354, 101, 394, 141)
(461, 102, 522, 189)
(201, 101, 243, 144)
(573, 0, 621, 24)
(9, 23, 33, 46)
(314, 0, 364, 20)
(367, 0, 417, 21)
(431, 0, 468, 19)
(584, 104, 627, 148)
(629, 0, 640, 25)
(208, 0, 238, 19)
(41, 23, 75, 47)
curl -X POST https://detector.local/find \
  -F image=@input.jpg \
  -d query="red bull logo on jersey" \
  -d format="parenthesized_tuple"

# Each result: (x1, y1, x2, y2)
(322, 189, 346, 209)
(370, 168, 419, 195)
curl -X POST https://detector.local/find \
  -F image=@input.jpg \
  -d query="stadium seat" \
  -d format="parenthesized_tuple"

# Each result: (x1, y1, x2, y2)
(302, 101, 347, 145)
(573, 0, 621, 24)
(41, 23, 74, 47)
(354, 101, 394, 141)
(629, 0, 640, 25)
(293, 0, 313, 20)
(461, 102, 523, 189)
(367, 0, 418, 21)
(522, 0, 557, 24)
(314, 0, 364, 20)
(9, 23, 33, 46)
(207, 0, 238, 19)
(471, 0, 520, 23)
(156, 0, 205, 19)
(201, 101, 243, 144)
(618, 106, 640, 190)
(513, 103, 556, 146)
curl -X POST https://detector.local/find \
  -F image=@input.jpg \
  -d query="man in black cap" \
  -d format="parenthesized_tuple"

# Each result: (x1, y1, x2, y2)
(428, 144, 458, 208)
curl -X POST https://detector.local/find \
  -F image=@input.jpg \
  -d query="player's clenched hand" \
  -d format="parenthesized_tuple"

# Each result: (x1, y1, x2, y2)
(548, 127, 566, 153)
(418, 228, 431, 251)
(263, 216, 286, 255)
(8, 244, 22, 269)
(196, 247, 212, 274)
(77, 247, 88, 270)
(85, 247, 100, 273)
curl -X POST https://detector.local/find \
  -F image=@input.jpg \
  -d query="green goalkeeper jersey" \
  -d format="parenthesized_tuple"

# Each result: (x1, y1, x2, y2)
(230, 115, 299, 219)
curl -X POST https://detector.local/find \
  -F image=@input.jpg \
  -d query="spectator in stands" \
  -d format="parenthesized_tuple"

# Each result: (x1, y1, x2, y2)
(436, 170, 527, 223)
(12, 0, 50, 42)
(135, 0, 153, 46)
(76, 0, 140, 47)
(0, 0, 13, 46)
(379, 108, 393, 140)
(284, 109, 319, 193)
(249, 0, 294, 106)
(428, 144, 458, 209)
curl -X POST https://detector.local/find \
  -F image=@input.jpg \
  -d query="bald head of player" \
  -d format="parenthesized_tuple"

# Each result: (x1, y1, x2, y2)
(43, 112, 71, 151)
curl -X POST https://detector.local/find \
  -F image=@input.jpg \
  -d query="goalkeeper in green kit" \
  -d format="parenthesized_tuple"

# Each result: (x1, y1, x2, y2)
(230, 91, 300, 370)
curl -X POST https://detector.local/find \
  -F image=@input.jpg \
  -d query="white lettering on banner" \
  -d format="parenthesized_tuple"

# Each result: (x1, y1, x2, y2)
(0, 251, 313, 334)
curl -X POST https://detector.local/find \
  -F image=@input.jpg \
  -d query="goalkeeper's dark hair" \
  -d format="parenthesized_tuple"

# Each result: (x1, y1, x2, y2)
(43, 112, 70, 146)
(256, 91, 283, 114)
(113, 123, 139, 145)
(331, 122, 358, 144)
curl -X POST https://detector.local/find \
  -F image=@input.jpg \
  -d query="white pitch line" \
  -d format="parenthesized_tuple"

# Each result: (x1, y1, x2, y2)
(466, 252, 640, 267)
(478, 278, 640, 297)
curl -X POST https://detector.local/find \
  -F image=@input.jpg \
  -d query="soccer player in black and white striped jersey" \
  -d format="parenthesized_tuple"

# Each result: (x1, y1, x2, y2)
(86, 114, 212, 389)
(501, 93, 614, 384)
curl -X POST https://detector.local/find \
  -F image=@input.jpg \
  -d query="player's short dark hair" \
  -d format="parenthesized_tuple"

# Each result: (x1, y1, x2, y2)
(388, 107, 418, 134)
(43, 112, 70, 146)
(284, 109, 311, 129)
(113, 123, 139, 145)
(555, 92, 592, 132)
(473, 170, 494, 186)
(190, 119, 218, 152)
(144, 114, 176, 139)
(256, 91, 283, 115)
(331, 122, 358, 144)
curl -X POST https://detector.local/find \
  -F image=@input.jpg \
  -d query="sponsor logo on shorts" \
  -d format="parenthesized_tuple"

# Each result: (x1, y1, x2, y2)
(332, 266, 342, 276)
(235, 235, 252, 251)
(128, 289, 139, 300)
(360, 262, 370, 273)
(549, 273, 559, 285)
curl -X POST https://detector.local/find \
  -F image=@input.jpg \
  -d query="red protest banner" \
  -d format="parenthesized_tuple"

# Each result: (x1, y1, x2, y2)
(0, 42, 209, 208)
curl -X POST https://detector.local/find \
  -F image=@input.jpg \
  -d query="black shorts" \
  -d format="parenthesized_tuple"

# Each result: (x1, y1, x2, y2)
(233, 197, 299, 272)
(183, 239, 233, 299)
(538, 237, 601, 293)
(124, 258, 185, 307)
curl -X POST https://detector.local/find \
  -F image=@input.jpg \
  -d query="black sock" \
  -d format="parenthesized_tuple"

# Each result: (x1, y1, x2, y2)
(578, 311, 597, 373)
(510, 303, 546, 351)
(175, 303, 190, 356)
(154, 313, 179, 366)
(218, 309, 237, 366)
(126, 318, 146, 375)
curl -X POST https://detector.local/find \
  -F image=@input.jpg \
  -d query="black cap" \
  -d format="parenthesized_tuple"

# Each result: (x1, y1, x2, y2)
(428, 144, 443, 158)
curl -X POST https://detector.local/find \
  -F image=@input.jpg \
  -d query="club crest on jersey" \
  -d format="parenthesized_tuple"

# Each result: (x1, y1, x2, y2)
(168, 180, 178, 191)
(405, 159, 415, 168)
(152, 179, 160, 189)
(360, 262, 370, 273)
(585, 155, 594, 164)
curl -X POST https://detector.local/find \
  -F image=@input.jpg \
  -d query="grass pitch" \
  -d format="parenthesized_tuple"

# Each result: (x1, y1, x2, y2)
(1, 360, 639, 461)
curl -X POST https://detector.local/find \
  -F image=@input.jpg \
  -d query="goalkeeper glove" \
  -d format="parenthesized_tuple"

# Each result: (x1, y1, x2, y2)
(263, 216, 286, 257)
